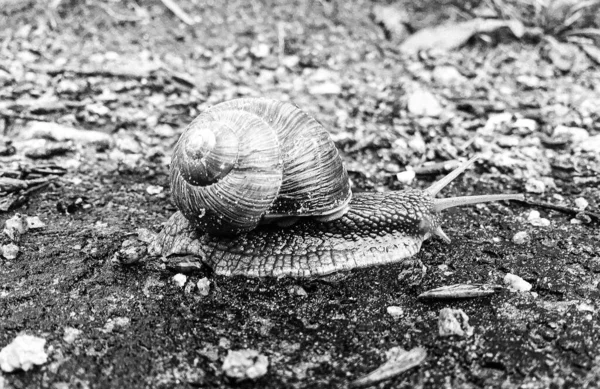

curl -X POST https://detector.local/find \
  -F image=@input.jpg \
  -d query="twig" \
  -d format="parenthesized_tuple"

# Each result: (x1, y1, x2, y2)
(516, 199, 600, 223)
(160, 0, 195, 26)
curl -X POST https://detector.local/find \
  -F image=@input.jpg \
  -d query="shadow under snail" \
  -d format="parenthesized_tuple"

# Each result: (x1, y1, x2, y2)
(149, 97, 524, 277)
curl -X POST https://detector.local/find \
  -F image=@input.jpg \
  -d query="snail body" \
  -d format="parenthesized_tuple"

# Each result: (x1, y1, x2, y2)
(151, 98, 523, 277)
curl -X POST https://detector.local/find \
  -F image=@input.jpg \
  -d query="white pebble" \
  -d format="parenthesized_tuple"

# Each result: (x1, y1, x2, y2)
(438, 308, 473, 337)
(4, 214, 27, 241)
(0, 334, 48, 372)
(407, 89, 443, 117)
(2, 243, 19, 259)
(63, 327, 82, 344)
(25, 216, 45, 229)
(553, 125, 589, 144)
(527, 210, 540, 220)
(512, 118, 537, 132)
(222, 349, 269, 380)
(146, 185, 164, 195)
(396, 170, 415, 184)
(525, 178, 545, 194)
(173, 273, 187, 288)
(512, 231, 529, 245)
(288, 285, 308, 297)
(504, 273, 532, 292)
(197, 277, 211, 296)
(574, 197, 589, 210)
(530, 218, 550, 227)
(386, 306, 404, 319)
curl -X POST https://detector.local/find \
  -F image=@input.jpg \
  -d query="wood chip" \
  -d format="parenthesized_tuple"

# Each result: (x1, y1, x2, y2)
(418, 284, 503, 300)
(350, 347, 426, 388)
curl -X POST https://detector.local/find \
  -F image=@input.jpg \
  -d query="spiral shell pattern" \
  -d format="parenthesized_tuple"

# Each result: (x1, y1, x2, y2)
(170, 98, 351, 235)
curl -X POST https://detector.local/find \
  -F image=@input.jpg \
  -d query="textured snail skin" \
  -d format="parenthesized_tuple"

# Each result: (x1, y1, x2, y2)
(150, 190, 440, 277)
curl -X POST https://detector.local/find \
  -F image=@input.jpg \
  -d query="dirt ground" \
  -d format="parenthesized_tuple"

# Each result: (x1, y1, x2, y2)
(1, 0, 600, 388)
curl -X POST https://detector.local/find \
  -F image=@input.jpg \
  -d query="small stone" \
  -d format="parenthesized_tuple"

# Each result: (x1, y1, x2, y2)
(407, 89, 443, 117)
(103, 317, 131, 333)
(579, 134, 600, 153)
(146, 185, 164, 195)
(396, 170, 415, 184)
(497, 135, 519, 148)
(197, 277, 210, 296)
(153, 124, 176, 138)
(2, 243, 19, 259)
(112, 238, 146, 265)
(527, 210, 550, 227)
(512, 231, 529, 245)
(25, 216, 45, 229)
(525, 178, 545, 194)
(4, 214, 27, 241)
(432, 66, 465, 85)
(512, 118, 537, 133)
(288, 285, 308, 296)
(407, 136, 426, 154)
(309, 82, 342, 95)
(553, 125, 589, 144)
(483, 112, 513, 133)
(438, 308, 473, 337)
(574, 197, 589, 210)
(504, 273, 532, 292)
(516, 74, 540, 88)
(63, 327, 82, 344)
(222, 349, 269, 381)
(251, 43, 270, 58)
(173, 273, 187, 288)
(386, 306, 403, 319)
(530, 217, 551, 227)
(0, 334, 48, 372)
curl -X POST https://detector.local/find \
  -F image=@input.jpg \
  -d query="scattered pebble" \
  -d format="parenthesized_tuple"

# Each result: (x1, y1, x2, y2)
(432, 66, 465, 85)
(63, 327, 82, 344)
(288, 285, 308, 297)
(250, 43, 270, 58)
(504, 273, 532, 292)
(103, 317, 131, 333)
(406, 89, 443, 117)
(512, 231, 530, 245)
(23, 121, 112, 145)
(146, 185, 164, 195)
(2, 243, 19, 259)
(349, 347, 426, 388)
(438, 308, 474, 337)
(574, 197, 589, 210)
(197, 277, 210, 296)
(483, 112, 513, 133)
(112, 238, 146, 265)
(525, 178, 545, 194)
(527, 210, 550, 227)
(512, 118, 537, 133)
(0, 334, 48, 372)
(173, 273, 187, 288)
(222, 349, 269, 381)
(386, 306, 403, 319)
(552, 125, 589, 144)
(308, 82, 341, 95)
(577, 302, 594, 312)
(579, 134, 600, 153)
(4, 214, 27, 241)
(25, 216, 45, 229)
(396, 170, 415, 184)
(153, 124, 176, 138)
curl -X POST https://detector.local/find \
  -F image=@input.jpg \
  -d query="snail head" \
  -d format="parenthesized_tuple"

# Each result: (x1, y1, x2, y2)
(418, 156, 524, 243)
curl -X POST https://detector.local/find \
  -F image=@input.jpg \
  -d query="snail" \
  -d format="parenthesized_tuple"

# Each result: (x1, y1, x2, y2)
(150, 97, 524, 277)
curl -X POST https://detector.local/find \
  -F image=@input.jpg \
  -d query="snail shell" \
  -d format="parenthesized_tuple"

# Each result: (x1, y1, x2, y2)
(170, 98, 352, 236)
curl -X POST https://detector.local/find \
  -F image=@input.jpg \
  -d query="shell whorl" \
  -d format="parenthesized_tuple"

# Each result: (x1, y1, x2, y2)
(170, 98, 352, 236)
